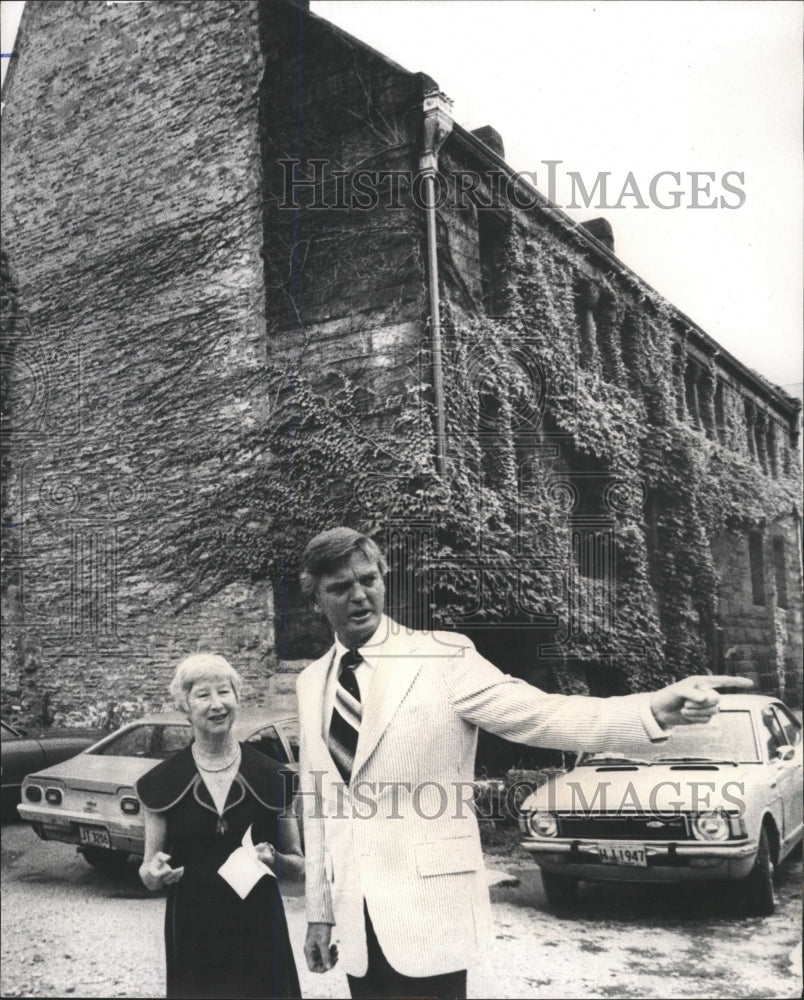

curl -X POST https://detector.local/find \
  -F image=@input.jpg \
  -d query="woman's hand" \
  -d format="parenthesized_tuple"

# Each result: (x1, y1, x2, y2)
(254, 842, 277, 869)
(139, 851, 184, 892)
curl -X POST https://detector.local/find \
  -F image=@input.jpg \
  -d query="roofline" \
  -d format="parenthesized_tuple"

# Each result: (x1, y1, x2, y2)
(450, 122, 800, 424)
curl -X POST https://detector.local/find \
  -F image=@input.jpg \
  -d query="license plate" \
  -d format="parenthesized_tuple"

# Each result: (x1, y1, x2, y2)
(597, 842, 647, 866)
(78, 825, 111, 849)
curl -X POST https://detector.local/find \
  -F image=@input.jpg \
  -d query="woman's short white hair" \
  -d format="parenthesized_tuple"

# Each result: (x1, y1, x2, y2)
(169, 653, 243, 713)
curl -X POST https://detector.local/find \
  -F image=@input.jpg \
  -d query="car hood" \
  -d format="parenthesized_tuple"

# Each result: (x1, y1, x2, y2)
(24, 753, 160, 792)
(520, 762, 760, 814)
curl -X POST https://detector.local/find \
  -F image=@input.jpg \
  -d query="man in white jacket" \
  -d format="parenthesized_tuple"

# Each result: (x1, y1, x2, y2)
(296, 526, 749, 1000)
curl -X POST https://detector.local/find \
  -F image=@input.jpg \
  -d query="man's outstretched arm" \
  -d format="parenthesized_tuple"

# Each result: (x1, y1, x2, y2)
(440, 637, 753, 751)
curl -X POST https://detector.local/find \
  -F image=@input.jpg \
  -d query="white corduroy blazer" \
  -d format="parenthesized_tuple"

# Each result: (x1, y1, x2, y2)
(296, 617, 664, 978)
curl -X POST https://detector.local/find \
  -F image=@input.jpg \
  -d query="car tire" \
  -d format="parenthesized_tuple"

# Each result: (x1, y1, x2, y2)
(741, 825, 775, 916)
(80, 847, 130, 869)
(541, 870, 579, 909)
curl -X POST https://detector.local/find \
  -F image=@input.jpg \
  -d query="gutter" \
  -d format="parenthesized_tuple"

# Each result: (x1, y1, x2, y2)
(420, 89, 454, 478)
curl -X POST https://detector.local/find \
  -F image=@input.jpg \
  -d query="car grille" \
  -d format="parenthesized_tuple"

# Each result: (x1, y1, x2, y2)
(556, 813, 691, 840)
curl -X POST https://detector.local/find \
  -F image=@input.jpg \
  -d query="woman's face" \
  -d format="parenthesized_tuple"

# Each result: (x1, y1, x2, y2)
(186, 673, 238, 740)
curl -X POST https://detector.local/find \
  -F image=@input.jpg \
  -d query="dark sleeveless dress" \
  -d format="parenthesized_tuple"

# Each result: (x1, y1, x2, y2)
(136, 742, 301, 1000)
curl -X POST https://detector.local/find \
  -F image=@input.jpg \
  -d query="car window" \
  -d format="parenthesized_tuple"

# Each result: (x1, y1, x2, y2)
(91, 725, 156, 757)
(761, 708, 787, 758)
(275, 720, 300, 763)
(152, 725, 193, 758)
(771, 705, 802, 748)
(247, 724, 289, 764)
(90, 724, 193, 759)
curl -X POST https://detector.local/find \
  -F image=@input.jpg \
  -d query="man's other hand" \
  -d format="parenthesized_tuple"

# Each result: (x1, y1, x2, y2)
(305, 922, 336, 973)
(651, 675, 753, 729)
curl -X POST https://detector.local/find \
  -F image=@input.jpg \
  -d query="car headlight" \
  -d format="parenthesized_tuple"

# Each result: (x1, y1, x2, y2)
(528, 811, 558, 838)
(692, 811, 730, 842)
(24, 785, 43, 803)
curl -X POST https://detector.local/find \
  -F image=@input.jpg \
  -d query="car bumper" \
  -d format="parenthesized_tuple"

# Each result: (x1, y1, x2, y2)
(521, 837, 758, 881)
(17, 803, 144, 856)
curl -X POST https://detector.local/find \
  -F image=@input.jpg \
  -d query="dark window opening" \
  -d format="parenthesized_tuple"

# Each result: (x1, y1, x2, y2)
(766, 424, 778, 478)
(754, 417, 768, 474)
(672, 345, 686, 421)
(683, 360, 701, 429)
(772, 537, 788, 609)
(748, 531, 766, 606)
(744, 399, 756, 458)
(714, 380, 727, 444)
(574, 280, 600, 368)
(477, 211, 507, 316)
(699, 371, 715, 439)
(620, 310, 641, 390)
(594, 292, 621, 383)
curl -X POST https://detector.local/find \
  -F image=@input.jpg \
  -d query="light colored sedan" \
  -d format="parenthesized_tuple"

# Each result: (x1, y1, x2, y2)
(17, 710, 298, 867)
(519, 694, 802, 915)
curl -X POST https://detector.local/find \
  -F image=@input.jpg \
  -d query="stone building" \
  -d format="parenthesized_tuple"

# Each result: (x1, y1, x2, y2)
(1, 0, 801, 734)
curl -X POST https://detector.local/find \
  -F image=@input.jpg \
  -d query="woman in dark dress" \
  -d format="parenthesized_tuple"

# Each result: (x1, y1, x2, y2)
(136, 654, 303, 1000)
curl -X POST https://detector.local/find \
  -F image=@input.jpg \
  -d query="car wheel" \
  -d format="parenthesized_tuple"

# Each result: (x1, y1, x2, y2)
(80, 847, 130, 868)
(541, 870, 579, 909)
(741, 826, 775, 916)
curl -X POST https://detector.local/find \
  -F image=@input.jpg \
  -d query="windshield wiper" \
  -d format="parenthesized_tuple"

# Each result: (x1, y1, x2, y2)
(655, 756, 740, 766)
(583, 757, 655, 766)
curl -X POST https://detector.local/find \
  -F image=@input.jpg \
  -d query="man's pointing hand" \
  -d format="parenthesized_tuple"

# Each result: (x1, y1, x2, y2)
(651, 675, 754, 730)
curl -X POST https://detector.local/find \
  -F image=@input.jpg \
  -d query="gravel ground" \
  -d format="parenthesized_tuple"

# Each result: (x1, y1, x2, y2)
(2, 820, 801, 999)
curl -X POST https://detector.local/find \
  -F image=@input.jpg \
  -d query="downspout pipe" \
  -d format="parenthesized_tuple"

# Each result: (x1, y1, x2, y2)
(420, 89, 454, 478)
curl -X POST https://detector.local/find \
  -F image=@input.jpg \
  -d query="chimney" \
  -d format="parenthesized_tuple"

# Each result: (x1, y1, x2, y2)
(471, 126, 505, 160)
(580, 217, 614, 252)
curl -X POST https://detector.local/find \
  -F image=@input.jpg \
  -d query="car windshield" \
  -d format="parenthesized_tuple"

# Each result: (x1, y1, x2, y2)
(581, 710, 760, 765)
(89, 724, 192, 759)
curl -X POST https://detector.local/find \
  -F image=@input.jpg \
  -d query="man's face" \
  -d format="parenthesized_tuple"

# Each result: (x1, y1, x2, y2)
(313, 551, 386, 649)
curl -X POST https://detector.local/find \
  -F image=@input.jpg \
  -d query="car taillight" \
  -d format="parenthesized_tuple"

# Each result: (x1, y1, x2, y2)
(25, 785, 43, 803)
(528, 811, 558, 837)
(692, 810, 730, 842)
(45, 788, 62, 805)
(120, 796, 140, 815)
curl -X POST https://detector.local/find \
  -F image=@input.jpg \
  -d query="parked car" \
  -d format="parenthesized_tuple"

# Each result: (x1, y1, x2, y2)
(1, 719, 104, 809)
(519, 694, 803, 915)
(17, 710, 299, 867)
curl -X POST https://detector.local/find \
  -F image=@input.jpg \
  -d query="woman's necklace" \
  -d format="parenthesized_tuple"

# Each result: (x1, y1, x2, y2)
(191, 743, 240, 773)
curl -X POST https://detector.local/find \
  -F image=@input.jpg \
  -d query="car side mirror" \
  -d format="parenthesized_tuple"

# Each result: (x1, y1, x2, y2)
(774, 745, 795, 762)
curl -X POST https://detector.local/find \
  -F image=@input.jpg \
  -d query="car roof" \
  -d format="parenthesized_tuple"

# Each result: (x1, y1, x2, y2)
(114, 708, 297, 729)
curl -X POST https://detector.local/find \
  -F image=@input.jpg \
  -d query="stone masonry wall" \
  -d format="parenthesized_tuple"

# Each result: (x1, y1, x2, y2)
(257, 2, 432, 668)
(712, 518, 803, 703)
(1, 0, 273, 727)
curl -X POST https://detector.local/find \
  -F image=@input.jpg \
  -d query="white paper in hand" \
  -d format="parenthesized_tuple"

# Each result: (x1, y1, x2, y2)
(217, 823, 276, 900)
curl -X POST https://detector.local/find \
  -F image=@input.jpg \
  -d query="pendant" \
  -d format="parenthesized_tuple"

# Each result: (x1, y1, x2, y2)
(216, 816, 228, 836)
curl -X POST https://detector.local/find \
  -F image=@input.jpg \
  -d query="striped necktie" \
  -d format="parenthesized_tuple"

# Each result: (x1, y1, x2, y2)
(328, 649, 362, 784)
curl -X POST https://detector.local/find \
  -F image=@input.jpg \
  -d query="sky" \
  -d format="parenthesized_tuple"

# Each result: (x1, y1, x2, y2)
(2, 0, 801, 390)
